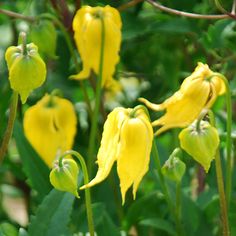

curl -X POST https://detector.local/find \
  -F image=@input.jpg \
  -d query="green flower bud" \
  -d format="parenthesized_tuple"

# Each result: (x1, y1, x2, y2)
(5, 43, 46, 103)
(30, 20, 57, 59)
(162, 148, 186, 182)
(179, 120, 219, 172)
(50, 159, 79, 198)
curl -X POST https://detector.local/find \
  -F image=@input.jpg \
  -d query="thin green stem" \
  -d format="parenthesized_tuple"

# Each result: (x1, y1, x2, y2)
(175, 181, 182, 236)
(213, 73, 232, 207)
(0, 91, 18, 163)
(208, 111, 229, 236)
(0, 8, 35, 22)
(152, 141, 176, 220)
(146, 0, 229, 19)
(87, 17, 105, 173)
(60, 150, 95, 236)
(39, 13, 92, 116)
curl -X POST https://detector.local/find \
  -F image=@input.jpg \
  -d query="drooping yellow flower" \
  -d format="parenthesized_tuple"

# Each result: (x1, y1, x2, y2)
(80, 106, 153, 204)
(23, 94, 77, 167)
(140, 63, 225, 135)
(71, 5, 122, 87)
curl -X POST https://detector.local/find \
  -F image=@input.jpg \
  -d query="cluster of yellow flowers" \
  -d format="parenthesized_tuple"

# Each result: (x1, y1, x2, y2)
(5, 5, 226, 204)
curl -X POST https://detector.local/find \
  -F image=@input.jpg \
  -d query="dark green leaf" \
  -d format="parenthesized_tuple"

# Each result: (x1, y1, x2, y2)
(28, 189, 74, 236)
(13, 120, 51, 199)
(139, 218, 176, 236)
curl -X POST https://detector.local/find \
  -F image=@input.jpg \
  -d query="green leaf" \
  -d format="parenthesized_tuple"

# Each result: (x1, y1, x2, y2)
(28, 189, 75, 236)
(75, 202, 120, 236)
(0, 222, 18, 236)
(139, 218, 176, 236)
(13, 120, 51, 199)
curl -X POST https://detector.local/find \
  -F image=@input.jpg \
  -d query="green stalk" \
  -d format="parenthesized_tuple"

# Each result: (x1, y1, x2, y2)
(0, 91, 18, 163)
(152, 141, 176, 222)
(213, 73, 232, 206)
(208, 110, 229, 236)
(87, 17, 105, 173)
(60, 150, 95, 236)
(175, 181, 182, 236)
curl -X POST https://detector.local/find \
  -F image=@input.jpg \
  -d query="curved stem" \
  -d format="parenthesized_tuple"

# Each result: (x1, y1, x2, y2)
(146, 0, 230, 19)
(39, 13, 92, 116)
(60, 150, 95, 236)
(213, 73, 232, 207)
(208, 111, 229, 236)
(0, 8, 35, 22)
(152, 141, 176, 221)
(87, 17, 105, 173)
(0, 91, 18, 163)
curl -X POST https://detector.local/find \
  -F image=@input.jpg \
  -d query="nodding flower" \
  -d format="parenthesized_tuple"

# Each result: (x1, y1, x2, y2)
(140, 62, 225, 135)
(71, 5, 122, 87)
(80, 106, 153, 204)
(23, 94, 77, 167)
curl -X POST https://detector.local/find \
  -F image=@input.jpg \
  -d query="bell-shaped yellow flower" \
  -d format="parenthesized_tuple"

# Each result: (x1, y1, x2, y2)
(80, 106, 153, 204)
(23, 94, 77, 167)
(71, 5, 122, 87)
(140, 63, 225, 135)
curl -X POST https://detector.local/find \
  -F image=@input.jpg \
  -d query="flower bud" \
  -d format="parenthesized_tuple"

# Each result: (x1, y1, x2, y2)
(5, 43, 46, 103)
(162, 149, 186, 182)
(50, 159, 79, 198)
(179, 120, 219, 172)
(30, 20, 57, 59)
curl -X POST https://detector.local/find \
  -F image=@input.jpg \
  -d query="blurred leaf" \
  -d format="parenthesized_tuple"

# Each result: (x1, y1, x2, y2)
(76, 202, 120, 236)
(13, 120, 51, 199)
(0, 222, 18, 236)
(125, 191, 167, 229)
(139, 218, 175, 235)
(28, 189, 74, 236)
(200, 19, 236, 50)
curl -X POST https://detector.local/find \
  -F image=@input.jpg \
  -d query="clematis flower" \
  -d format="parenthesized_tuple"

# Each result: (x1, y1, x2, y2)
(140, 63, 225, 135)
(71, 5, 122, 87)
(23, 94, 77, 167)
(80, 106, 153, 204)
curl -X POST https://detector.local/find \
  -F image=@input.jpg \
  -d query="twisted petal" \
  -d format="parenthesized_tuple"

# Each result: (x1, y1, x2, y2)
(140, 62, 226, 135)
(23, 94, 77, 167)
(80, 107, 127, 189)
(117, 112, 153, 204)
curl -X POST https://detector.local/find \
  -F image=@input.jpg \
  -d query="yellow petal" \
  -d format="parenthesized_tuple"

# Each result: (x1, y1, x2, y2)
(23, 94, 77, 167)
(117, 112, 153, 204)
(72, 5, 122, 86)
(80, 107, 127, 189)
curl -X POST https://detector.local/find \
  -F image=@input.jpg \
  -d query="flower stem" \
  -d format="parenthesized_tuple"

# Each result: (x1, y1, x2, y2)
(208, 110, 229, 236)
(175, 181, 182, 236)
(0, 91, 18, 163)
(213, 73, 232, 207)
(60, 150, 95, 236)
(87, 17, 105, 173)
(152, 140, 177, 226)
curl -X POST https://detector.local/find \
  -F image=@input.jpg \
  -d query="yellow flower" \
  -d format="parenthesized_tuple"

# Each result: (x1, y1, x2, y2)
(71, 5, 122, 87)
(23, 94, 77, 167)
(140, 63, 225, 135)
(80, 106, 153, 204)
